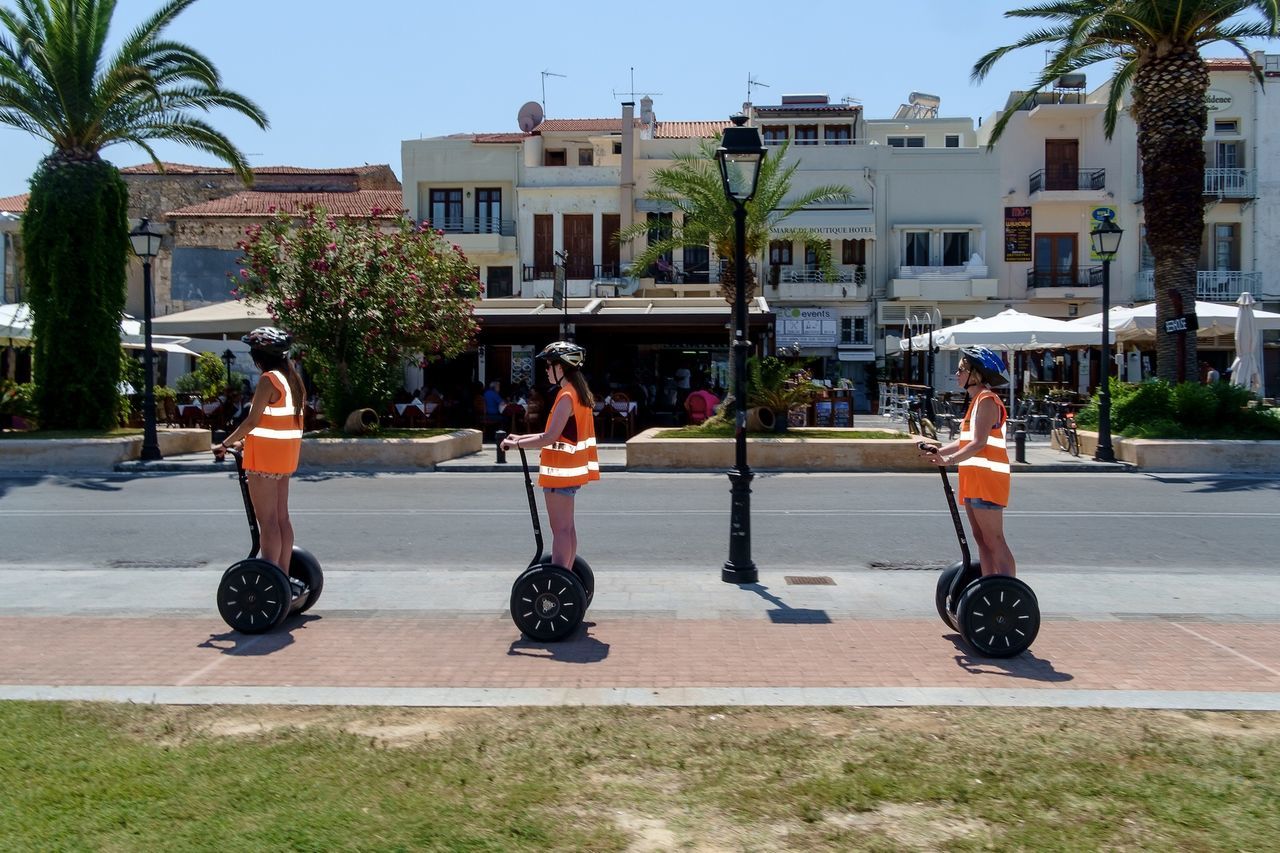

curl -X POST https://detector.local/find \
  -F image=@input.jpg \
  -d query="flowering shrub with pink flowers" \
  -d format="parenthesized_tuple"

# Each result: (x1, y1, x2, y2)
(236, 207, 480, 428)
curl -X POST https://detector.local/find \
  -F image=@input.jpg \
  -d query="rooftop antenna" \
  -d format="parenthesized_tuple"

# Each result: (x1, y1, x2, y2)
(541, 69, 567, 116)
(612, 66, 662, 101)
(746, 73, 770, 105)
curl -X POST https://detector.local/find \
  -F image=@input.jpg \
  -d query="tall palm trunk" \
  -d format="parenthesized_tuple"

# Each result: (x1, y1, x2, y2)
(1132, 47, 1205, 383)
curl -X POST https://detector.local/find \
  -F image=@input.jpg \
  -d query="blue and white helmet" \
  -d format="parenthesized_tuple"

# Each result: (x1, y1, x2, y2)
(960, 346, 1008, 386)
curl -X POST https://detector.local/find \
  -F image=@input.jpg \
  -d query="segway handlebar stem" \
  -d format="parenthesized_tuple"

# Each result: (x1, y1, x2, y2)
(518, 448, 545, 564)
(918, 442, 972, 572)
(215, 447, 261, 561)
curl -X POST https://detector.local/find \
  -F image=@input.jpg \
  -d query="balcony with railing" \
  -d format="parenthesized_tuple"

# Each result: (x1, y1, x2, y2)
(769, 265, 869, 300)
(437, 217, 515, 253)
(1136, 168, 1255, 200)
(1026, 266, 1103, 291)
(1135, 269, 1263, 302)
(888, 262, 997, 300)
(521, 164, 621, 188)
(1029, 167, 1106, 195)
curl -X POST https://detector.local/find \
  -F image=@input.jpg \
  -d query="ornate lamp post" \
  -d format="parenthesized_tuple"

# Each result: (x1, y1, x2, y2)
(221, 348, 236, 386)
(715, 114, 766, 584)
(128, 218, 163, 461)
(1089, 214, 1123, 463)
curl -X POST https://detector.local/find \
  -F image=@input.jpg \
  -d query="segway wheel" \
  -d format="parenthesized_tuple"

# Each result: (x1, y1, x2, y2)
(217, 560, 292, 634)
(935, 565, 961, 629)
(530, 555, 594, 608)
(288, 546, 324, 614)
(956, 575, 1040, 658)
(510, 564, 586, 642)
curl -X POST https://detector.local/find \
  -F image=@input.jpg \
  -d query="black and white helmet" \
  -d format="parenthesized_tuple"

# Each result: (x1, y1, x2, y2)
(537, 341, 586, 369)
(241, 326, 293, 355)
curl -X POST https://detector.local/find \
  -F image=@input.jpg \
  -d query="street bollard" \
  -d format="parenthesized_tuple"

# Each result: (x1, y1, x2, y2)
(1014, 428, 1027, 464)
(495, 430, 507, 464)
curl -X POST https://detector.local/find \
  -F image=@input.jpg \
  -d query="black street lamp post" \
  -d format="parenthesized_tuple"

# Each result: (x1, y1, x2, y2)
(1089, 214, 1123, 464)
(221, 348, 236, 386)
(715, 114, 766, 584)
(129, 218, 163, 461)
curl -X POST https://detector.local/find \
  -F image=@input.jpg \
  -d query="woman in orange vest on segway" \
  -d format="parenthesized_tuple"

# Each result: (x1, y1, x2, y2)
(213, 327, 306, 572)
(918, 346, 1016, 576)
(500, 341, 600, 573)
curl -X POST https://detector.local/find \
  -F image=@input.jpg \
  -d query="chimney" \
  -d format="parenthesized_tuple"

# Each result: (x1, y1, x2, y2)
(640, 96, 655, 126)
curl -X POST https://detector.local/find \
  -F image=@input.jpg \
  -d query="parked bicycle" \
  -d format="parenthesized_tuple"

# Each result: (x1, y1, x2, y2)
(1050, 402, 1080, 457)
(905, 395, 938, 440)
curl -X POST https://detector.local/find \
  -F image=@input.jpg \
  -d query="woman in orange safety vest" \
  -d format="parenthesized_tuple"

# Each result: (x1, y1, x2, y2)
(501, 341, 599, 573)
(213, 327, 307, 572)
(918, 346, 1016, 576)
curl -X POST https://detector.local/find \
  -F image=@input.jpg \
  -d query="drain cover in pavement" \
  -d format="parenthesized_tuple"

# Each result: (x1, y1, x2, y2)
(105, 559, 208, 569)
(785, 576, 835, 585)
(867, 560, 949, 571)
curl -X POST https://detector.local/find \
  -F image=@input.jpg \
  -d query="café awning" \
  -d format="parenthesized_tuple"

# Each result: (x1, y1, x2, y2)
(771, 209, 875, 239)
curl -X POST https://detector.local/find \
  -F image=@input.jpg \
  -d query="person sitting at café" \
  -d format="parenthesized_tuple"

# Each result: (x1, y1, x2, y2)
(482, 380, 505, 419)
(684, 380, 720, 425)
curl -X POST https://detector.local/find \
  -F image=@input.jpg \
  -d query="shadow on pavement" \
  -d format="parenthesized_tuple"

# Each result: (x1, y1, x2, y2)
(740, 582, 832, 624)
(507, 621, 610, 663)
(1147, 473, 1280, 493)
(946, 633, 1074, 683)
(197, 613, 320, 656)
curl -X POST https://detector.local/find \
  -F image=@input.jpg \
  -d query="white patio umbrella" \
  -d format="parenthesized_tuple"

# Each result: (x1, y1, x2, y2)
(1069, 300, 1280, 341)
(900, 308, 1112, 351)
(1229, 292, 1263, 396)
(0, 302, 32, 341)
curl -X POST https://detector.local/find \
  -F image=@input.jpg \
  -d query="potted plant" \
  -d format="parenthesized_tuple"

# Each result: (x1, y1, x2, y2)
(746, 356, 821, 432)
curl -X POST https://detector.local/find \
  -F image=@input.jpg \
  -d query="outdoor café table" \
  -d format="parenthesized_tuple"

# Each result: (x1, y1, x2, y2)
(592, 399, 638, 416)
(395, 401, 438, 416)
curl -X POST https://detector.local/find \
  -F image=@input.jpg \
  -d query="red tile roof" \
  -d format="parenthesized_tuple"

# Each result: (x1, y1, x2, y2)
(120, 162, 393, 176)
(166, 190, 405, 218)
(1205, 57, 1254, 70)
(533, 118, 631, 133)
(0, 193, 28, 214)
(531, 117, 730, 139)
(472, 132, 530, 143)
(654, 121, 733, 138)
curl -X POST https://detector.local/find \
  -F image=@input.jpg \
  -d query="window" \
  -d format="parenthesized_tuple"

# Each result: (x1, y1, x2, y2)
(769, 240, 793, 265)
(903, 232, 930, 266)
(578, 148, 594, 166)
(804, 244, 820, 267)
(612, 141, 623, 154)
(942, 232, 970, 266)
(1139, 225, 1153, 270)
(887, 136, 925, 148)
(544, 149, 567, 166)
(1213, 223, 1240, 271)
(486, 266, 514, 298)
(840, 316, 869, 345)
(945, 134, 961, 148)
(475, 188, 501, 233)
(762, 126, 788, 146)
(1214, 119, 1239, 135)
(647, 213, 673, 276)
(795, 125, 818, 146)
(430, 189, 463, 231)
(1215, 141, 1241, 169)
(841, 239, 866, 265)
(824, 125, 852, 145)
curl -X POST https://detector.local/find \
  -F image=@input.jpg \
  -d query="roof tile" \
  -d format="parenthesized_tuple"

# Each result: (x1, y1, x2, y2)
(0, 193, 28, 214)
(166, 190, 404, 218)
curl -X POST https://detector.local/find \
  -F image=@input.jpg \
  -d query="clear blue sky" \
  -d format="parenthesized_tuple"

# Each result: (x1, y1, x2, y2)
(1, 0, 1274, 195)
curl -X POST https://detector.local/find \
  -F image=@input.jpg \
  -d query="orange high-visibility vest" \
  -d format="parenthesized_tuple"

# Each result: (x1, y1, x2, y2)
(243, 370, 303, 475)
(957, 389, 1010, 507)
(538, 383, 600, 488)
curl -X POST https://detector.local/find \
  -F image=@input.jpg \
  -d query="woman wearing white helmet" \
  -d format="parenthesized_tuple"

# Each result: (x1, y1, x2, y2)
(213, 327, 306, 573)
(501, 341, 600, 575)
(918, 346, 1016, 576)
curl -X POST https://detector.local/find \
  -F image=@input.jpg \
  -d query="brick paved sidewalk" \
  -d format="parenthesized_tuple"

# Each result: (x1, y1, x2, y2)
(3, 613, 1278, 709)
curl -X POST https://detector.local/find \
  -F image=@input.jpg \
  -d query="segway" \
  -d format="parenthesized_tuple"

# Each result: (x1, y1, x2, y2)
(509, 447, 594, 641)
(920, 442, 1040, 658)
(215, 448, 323, 633)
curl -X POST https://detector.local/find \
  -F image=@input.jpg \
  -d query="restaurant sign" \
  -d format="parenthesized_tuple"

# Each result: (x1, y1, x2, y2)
(1004, 207, 1032, 262)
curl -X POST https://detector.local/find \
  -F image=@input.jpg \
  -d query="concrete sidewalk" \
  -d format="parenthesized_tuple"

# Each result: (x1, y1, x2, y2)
(3, 566, 1277, 711)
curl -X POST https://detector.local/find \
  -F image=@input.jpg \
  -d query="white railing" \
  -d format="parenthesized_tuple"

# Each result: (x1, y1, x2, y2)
(895, 264, 988, 280)
(1136, 269, 1262, 302)
(1137, 168, 1254, 198)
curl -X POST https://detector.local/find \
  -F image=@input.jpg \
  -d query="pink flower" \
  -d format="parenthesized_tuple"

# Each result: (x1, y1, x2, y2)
(239, 269, 250, 280)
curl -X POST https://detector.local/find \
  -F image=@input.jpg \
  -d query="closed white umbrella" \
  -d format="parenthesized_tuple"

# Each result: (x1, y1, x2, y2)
(1229, 292, 1263, 397)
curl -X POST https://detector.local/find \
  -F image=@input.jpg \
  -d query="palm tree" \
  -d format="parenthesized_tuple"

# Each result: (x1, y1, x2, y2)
(974, 1, 1278, 384)
(0, 0, 268, 428)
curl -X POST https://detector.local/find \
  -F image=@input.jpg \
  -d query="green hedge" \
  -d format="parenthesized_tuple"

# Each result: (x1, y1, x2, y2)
(1074, 379, 1280, 439)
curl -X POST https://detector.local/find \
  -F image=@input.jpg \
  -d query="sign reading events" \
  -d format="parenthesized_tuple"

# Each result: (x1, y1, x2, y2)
(775, 307, 839, 348)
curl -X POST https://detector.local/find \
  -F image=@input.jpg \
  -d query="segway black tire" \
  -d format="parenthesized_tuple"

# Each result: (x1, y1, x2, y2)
(935, 565, 961, 629)
(510, 564, 586, 642)
(956, 575, 1040, 658)
(217, 559, 293, 634)
(530, 555, 594, 608)
(288, 546, 324, 614)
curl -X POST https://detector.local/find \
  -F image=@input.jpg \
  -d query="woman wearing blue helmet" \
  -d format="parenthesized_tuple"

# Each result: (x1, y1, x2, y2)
(918, 346, 1016, 577)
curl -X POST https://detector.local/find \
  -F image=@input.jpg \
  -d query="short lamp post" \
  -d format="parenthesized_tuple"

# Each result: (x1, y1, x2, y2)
(221, 348, 236, 386)
(1089, 214, 1123, 464)
(715, 114, 766, 584)
(129, 218, 163, 461)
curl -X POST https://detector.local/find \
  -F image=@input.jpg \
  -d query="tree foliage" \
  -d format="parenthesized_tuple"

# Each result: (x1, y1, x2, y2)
(236, 208, 482, 426)
(974, 1, 1279, 383)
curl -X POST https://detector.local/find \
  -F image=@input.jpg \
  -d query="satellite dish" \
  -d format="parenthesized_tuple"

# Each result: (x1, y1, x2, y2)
(517, 101, 544, 132)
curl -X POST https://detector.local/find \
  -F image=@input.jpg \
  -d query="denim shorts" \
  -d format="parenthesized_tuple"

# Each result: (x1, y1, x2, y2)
(543, 485, 581, 497)
(965, 496, 1005, 510)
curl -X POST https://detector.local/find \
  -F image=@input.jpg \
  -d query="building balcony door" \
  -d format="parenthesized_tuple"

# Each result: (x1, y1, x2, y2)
(1044, 139, 1079, 191)
(563, 215, 594, 279)
(1032, 233, 1077, 288)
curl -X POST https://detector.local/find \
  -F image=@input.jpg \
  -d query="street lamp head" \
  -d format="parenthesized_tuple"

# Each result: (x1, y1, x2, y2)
(129, 218, 162, 260)
(715, 114, 766, 203)
(1090, 214, 1123, 260)
(221, 348, 236, 366)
